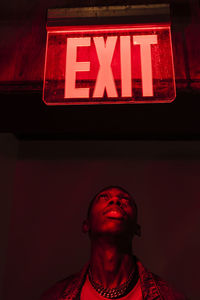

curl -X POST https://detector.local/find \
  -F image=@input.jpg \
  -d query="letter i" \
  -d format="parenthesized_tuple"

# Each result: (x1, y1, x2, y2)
(120, 36, 132, 97)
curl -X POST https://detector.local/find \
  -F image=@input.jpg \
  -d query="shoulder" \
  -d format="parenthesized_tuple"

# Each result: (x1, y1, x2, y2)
(39, 263, 89, 300)
(136, 258, 187, 300)
(151, 272, 187, 300)
(39, 274, 77, 300)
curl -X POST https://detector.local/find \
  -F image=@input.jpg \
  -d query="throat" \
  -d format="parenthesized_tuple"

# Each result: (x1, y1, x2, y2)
(88, 259, 139, 299)
(89, 251, 136, 289)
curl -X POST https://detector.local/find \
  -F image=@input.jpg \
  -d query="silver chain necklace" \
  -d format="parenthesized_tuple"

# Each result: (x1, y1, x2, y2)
(88, 267, 138, 299)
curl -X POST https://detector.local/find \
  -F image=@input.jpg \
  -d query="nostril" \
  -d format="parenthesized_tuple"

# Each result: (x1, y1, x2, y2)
(108, 199, 122, 206)
(114, 199, 121, 206)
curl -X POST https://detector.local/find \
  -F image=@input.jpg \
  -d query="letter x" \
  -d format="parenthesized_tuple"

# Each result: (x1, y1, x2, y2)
(93, 36, 118, 98)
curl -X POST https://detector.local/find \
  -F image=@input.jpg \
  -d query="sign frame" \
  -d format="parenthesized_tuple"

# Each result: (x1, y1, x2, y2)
(43, 4, 176, 105)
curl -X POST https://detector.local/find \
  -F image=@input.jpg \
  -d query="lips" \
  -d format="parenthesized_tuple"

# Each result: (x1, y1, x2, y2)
(103, 206, 126, 219)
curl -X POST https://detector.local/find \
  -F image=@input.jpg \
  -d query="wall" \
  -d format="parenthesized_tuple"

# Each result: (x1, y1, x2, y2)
(0, 134, 18, 300)
(2, 140, 200, 300)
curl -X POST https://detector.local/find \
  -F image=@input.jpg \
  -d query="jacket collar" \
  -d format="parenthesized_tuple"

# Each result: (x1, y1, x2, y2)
(136, 259, 162, 300)
(60, 258, 162, 300)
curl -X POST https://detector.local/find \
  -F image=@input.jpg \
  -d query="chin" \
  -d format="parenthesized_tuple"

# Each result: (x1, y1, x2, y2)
(100, 225, 128, 236)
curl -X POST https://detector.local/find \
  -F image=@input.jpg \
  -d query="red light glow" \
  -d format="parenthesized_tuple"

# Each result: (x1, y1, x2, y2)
(43, 24, 176, 105)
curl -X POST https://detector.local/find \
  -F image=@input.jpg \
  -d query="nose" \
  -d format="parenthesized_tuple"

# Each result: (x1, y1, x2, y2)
(108, 197, 122, 207)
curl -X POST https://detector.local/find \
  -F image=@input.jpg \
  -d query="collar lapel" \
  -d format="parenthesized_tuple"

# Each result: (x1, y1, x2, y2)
(61, 263, 89, 300)
(137, 259, 163, 300)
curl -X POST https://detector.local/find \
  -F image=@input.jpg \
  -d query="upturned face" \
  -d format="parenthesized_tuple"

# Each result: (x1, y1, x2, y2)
(83, 187, 139, 239)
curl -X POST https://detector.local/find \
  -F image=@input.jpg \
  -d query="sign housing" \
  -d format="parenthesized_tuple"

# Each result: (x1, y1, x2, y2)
(43, 5, 175, 105)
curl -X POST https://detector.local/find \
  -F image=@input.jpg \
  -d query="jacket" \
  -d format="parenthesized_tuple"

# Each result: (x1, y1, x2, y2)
(40, 258, 187, 300)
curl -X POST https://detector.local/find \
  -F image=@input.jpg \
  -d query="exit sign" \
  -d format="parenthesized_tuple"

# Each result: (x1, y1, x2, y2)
(43, 24, 175, 105)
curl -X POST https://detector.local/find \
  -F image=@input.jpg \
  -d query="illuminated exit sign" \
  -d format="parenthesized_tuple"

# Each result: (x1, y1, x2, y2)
(43, 21, 175, 105)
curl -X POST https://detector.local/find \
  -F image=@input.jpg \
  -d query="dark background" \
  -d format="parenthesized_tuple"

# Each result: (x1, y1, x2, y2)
(1, 138, 200, 300)
(0, 1, 200, 300)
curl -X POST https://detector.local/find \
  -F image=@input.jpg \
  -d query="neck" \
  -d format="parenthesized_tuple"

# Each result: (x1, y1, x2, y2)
(89, 236, 136, 289)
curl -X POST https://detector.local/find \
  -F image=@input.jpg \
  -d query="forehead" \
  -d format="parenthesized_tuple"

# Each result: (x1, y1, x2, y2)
(97, 187, 131, 198)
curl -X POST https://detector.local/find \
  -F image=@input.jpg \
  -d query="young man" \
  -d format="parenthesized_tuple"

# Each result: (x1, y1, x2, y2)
(40, 186, 186, 300)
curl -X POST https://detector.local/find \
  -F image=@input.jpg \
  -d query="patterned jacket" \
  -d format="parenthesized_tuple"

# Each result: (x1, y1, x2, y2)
(40, 258, 187, 300)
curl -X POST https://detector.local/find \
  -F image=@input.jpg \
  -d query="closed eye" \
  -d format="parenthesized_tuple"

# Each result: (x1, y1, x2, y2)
(98, 193, 109, 201)
(121, 197, 134, 207)
(121, 198, 131, 205)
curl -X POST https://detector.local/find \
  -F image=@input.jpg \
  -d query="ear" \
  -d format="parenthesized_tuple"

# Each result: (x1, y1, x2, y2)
(135, 224, 141, 237)
(82, 219, 90, 233)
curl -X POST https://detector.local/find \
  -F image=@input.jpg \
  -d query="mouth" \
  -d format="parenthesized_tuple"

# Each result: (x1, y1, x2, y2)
(103, 206, 126, 219)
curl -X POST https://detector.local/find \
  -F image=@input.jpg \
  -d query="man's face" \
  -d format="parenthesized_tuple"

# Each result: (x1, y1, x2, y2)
(85, 187, 138, 238)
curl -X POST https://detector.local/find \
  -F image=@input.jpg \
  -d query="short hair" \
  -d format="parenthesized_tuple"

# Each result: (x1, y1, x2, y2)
(87, 185, 137, 219)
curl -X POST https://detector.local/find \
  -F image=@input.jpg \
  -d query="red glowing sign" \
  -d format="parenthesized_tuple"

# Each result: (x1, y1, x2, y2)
(43, 24, 176, 105)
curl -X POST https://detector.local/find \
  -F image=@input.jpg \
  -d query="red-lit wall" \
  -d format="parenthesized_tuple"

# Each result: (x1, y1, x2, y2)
(2, 140, 200, 300)
(0, 134, 18, 300)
